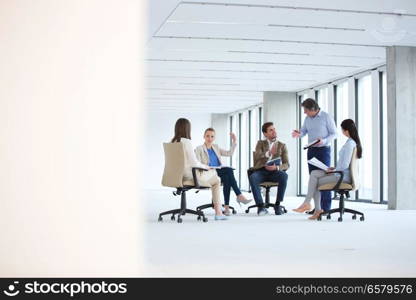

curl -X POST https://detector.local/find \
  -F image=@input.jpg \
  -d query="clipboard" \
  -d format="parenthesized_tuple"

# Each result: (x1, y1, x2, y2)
(303, 139, 320, 150)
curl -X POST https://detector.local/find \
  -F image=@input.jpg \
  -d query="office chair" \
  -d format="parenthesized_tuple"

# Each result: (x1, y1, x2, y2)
(245, 152, 288, 214)
(317, 148, 364, 222)
(196, 167, 237, 215)
(159, 142, 210, 223)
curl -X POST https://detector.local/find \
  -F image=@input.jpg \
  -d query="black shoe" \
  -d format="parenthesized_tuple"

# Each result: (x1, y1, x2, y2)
(257, 207, 268, 216)
(306, 208, 315, 215)
(274, 205, 285, 215)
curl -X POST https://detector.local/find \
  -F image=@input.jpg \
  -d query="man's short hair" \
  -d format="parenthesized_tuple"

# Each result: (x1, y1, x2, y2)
(301, 98, 320, 111)
(262, 122, 274, 133)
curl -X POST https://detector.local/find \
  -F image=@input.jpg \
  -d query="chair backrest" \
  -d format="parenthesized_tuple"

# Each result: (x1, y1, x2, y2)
(349, 147, 359, 191)
(161, 142, 186, 188)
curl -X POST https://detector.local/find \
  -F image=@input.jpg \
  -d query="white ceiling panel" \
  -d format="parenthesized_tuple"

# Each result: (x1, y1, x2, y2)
(148, 37, 386, 58)
(165, 3, 416, 46)
(147, 0, 416, 113)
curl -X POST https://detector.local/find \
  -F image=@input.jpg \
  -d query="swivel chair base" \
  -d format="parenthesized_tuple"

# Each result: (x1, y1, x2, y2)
(196, 203, 237, 215)
(317, 191, 365, 222)
(158, 188, 208, 223)
(245, 202, 287, 214)
(245, 184, 287, 215)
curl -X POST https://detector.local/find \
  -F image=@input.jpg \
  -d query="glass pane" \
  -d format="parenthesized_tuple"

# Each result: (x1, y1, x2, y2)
(336, 81, 350, 150)
(230, 115, 238, 170)
(357, 75, 373, 200)
(240, 111, 249, 191)
(299, 94, 309, 195)
(250, 109, 258, 168)
(317, 87, 329, 113)
(382, 72, 388, 202)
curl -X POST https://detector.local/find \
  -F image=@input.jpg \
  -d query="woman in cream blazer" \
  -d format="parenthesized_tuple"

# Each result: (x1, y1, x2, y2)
(195, 128, 251, 216)
(171, 119, 228, 221)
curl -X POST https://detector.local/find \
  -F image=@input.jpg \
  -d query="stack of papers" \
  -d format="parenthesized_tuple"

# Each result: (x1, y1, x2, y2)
(307, 157, 329, 170)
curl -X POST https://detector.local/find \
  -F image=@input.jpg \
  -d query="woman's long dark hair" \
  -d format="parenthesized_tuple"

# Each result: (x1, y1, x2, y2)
(341, 119, 362, 159)
(171, 118, 191, 143)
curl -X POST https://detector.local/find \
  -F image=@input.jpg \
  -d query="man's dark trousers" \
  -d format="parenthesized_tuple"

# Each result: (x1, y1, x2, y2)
(307, 146, 332, 211)
(248, 169, 288, 206)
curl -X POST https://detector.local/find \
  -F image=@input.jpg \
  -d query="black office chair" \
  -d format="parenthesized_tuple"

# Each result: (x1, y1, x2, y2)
(317, 148, 364, 222)
(159, 142, 209, 223)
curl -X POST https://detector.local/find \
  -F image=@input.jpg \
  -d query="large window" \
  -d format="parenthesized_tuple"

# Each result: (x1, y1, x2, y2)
(229, 115, 238, 171)
(357, 75, 373, 200)
(381, 72, 388, 203)
(297, 66, 388, 204)
(317, 87, 329, 113)
(335, 81, 350, 159)
(249, 108, 259, 168)
(239, 111, 249, 191)
(299, 94, 309, 195)
(228, 105, 262, 191)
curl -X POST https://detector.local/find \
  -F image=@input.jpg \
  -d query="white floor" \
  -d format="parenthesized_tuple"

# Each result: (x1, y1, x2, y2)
(142, 188, 416, 277)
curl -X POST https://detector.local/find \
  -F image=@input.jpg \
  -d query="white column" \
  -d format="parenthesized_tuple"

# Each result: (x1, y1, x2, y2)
(387, 46, 416, 209)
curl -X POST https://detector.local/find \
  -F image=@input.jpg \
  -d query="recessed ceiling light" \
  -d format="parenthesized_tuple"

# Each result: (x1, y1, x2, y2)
(179, 82, 240, 86)
(179, 2, 416, 17)
(167, 20, 258, 26)
(201, 69, 271, 73)
(153, 36, 384, 48)
(268, 24, 365, 31)
(162, 93, 257, 98)
(148, 58, 359, 68)
(147, 88, 261, 92)
(228, 50, 310, 56)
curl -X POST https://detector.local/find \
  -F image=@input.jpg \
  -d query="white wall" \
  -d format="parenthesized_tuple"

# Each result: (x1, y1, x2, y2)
(0, 0, 144, 276)
(144, 111, 212, 189)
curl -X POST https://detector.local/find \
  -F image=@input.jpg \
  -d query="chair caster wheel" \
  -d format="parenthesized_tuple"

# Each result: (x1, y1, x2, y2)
(171, 215, 175, 221)
(360, 216, 365, 221)
(245, 209, 249, 213)
(317, 216, 322, 221)
(326, 214, 331, 220)
(232, 210, 237, 215)
(158, 216, 163, 222)
(352, 215, 356, 220)
(203, 217, 208, 222)
(197, 215, 202, 221)
(338, 217, 343, 222)
(177, 217, 182, 223)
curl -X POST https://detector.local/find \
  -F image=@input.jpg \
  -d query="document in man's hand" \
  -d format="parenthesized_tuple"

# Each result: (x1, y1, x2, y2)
(266, 157, 281, 166)
(211, 165, 233, 169)
(303, 139, 320, 150)
(307, 157, 329, 170)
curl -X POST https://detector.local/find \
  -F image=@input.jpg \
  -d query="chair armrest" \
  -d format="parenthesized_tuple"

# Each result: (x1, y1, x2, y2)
(192, 167, 208, 188)
(329, 170, 344, 191)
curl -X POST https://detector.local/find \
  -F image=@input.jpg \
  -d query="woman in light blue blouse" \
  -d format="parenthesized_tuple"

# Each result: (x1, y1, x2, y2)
(293, 119, 363, 220)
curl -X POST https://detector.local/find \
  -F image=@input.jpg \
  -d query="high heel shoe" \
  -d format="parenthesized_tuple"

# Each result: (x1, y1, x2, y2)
(236, 197, 252, 206)
(292, 203, 312, 213)
(308, 210, 323, 220)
